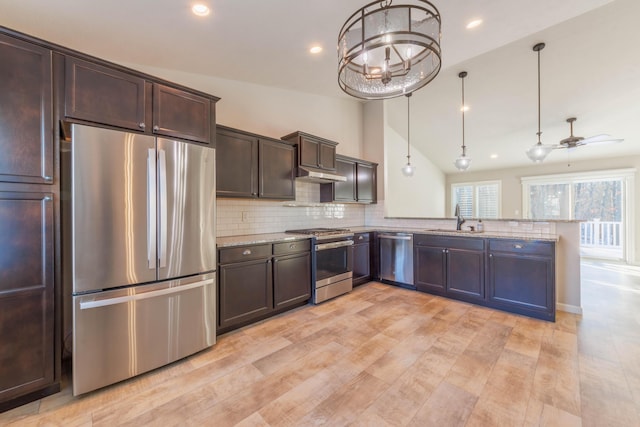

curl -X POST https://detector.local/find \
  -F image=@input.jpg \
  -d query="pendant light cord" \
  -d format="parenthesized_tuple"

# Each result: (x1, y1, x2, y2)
(535, 43, 544, 144)
(406, 93, 411, 162)
(461, 73, 466, 154)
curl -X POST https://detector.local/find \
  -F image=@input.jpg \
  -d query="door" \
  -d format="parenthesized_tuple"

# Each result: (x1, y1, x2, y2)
(71, 124, 156, 293)
(414, 245, 446, 294)
(157, 138, 216, 280)
(259, 139, 295, 200)
(216, 129, 258, 198)
(273, 252, 311, 309)
(0, 34, 53, 185)
(152, 84, 211, 144)
(0, 191, 55, 402)
(447, 248, 484, 299)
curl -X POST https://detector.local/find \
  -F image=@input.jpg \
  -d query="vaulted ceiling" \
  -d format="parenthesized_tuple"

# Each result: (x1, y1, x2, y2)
(3, 0, 636, 173)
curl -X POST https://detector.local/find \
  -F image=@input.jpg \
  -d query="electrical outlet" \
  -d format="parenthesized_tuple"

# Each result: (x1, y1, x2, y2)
(242, 211, 249, 222)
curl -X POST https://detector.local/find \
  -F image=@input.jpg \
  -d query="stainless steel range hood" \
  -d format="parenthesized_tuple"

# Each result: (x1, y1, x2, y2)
(296, 166, 347, 183)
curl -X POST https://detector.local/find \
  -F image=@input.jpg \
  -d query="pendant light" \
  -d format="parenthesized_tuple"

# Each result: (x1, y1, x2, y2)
(454, 71, 471, 171)
(401, 93, 415, 176)
(338, 0, 442, 100)
(526, 42, 553, 162)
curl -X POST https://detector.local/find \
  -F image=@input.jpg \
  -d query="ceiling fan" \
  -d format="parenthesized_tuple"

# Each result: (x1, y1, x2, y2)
(555, 117, 623, 149)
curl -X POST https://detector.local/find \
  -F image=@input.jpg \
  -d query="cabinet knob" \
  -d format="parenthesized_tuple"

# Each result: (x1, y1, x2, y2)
(289, 244, 296, 249)
(139, 122, 146, 129)
(514, 244, 523, 249)
(242, 249, 252, 255)
(442, 249, 446, 253)
(153, 125, 160, 132)
(358, 236, 364, 240)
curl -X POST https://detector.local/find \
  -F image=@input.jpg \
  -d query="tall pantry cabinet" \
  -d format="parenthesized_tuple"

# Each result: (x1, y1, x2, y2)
(0, 31, 60, 411)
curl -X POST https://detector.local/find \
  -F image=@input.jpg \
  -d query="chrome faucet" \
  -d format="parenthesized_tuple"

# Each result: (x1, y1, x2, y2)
(455, 204, 466, 231)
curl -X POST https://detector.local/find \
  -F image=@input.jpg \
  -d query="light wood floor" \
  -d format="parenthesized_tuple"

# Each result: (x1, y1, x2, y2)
(2, 260, 640, 426)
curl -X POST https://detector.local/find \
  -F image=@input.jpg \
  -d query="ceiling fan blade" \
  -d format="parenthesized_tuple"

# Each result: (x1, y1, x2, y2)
(580, 134, 624, 145)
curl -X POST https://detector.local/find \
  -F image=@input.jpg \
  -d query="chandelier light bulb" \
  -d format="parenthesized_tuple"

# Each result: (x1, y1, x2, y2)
(402, 163, 415, 177)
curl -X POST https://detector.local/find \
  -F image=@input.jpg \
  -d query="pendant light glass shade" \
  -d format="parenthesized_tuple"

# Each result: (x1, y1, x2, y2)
(402, 93, 415, 176)
(454, 71, 471, 171)
(526, 42, 554, 162)
(338, 0, 442, 100)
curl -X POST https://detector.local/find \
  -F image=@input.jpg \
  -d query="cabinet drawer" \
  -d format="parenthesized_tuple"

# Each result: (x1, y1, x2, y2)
(354, 232, 370, 243)
(273, 239, 310, 255)
(219, 244, 271, 264)
(489, 239, 554, 256)
(415, 234, 484, 251)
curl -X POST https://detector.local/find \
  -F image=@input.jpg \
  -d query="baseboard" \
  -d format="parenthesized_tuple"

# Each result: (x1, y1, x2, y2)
(557, 302, 583, 315)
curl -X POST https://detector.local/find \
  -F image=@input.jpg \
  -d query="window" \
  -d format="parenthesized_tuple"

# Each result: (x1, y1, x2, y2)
(522, 168, 635, 261)
(451, 181, 501, 218)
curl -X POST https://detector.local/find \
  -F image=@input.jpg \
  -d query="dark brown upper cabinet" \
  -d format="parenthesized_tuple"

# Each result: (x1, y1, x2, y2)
(65, 57, 214, 144)
(152, 84, 211, 144)
(320, 155, 377, 204)
(65, 56, 147, 132)
(0, 33, 53, 185)
(216, 126, 295, 200)
(281, 131, 338, 172)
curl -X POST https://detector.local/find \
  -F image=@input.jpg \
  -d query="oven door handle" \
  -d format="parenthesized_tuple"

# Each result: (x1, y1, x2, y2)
(315, 240, 354, 251)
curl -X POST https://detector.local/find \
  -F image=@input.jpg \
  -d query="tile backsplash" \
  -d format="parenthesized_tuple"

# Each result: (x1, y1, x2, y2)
(216, 181, 365, 237)
(216, 182, 555, 237)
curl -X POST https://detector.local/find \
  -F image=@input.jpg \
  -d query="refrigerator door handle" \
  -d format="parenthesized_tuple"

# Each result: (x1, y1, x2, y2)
(158, 148, 168, 268)
(79, 278, 213, 310)
(147, 148, 157, 270)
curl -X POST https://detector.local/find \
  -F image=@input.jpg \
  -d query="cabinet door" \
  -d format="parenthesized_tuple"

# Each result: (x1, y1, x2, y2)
(0, 35, 53, 184)
(0, 192, 55, 403)
(259, 139, 295, 200)
(333, 158, 357, 202)
(447, 248, 484, 299)
(218, 258, 273, 329)
(299, 136, 320, 169)
(273, 252, 311, 309)
(152, 84, 211, 143)
(216, 129, 258, 198)
(352, 241, 371, 285)
(356, 163, 376, 203)
(65, 56, 146, 131)
(414, 245, 446, 294)
(488, 251, 555, 321)
(319, 142, 336, 171)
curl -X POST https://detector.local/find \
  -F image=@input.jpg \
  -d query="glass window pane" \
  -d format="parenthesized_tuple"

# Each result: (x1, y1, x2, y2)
(477, 184, 499, 218)
(528, 183, 571, 219)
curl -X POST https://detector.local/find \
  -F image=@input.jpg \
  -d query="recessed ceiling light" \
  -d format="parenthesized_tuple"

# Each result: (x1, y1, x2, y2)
(309, 46, 323, 54)
(192, 4, 210, 16)
(466, 19, 483, 29)
(490, 154, 498, 159)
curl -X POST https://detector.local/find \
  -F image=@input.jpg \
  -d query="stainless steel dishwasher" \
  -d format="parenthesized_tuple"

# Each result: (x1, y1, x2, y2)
(378, 233, 414, 285)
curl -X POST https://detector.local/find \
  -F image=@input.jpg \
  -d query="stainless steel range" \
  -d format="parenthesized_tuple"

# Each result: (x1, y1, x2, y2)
(286, 228, 354, 303)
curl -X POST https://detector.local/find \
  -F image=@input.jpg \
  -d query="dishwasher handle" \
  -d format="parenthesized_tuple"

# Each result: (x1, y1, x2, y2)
(378, 234, 413, 241)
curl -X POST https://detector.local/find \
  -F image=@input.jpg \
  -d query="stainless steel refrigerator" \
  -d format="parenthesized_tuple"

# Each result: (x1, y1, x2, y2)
(64, 124, 216, 396)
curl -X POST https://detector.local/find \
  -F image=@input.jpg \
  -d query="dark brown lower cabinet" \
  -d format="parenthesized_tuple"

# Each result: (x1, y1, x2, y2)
(414, 234, 485, 303)
(487, 239, 555, 321)
(218, 239, 311, 334)
(352, 232, 372, 286)
(273, 252, 311, 309)
(218, 258, 273, 331)
(0, 191, 59, 411)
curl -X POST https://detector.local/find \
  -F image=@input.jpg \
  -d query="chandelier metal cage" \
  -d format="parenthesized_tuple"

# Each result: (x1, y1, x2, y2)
(338, 0, 442, 100)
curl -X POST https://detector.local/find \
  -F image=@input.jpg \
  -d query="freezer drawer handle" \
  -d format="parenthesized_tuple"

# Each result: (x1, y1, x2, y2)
(79, 279, 213, 310)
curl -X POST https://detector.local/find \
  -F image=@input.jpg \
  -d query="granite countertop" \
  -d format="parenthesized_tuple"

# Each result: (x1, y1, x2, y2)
(217, 233, 312, 248)
(217, 227, 559, 247)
